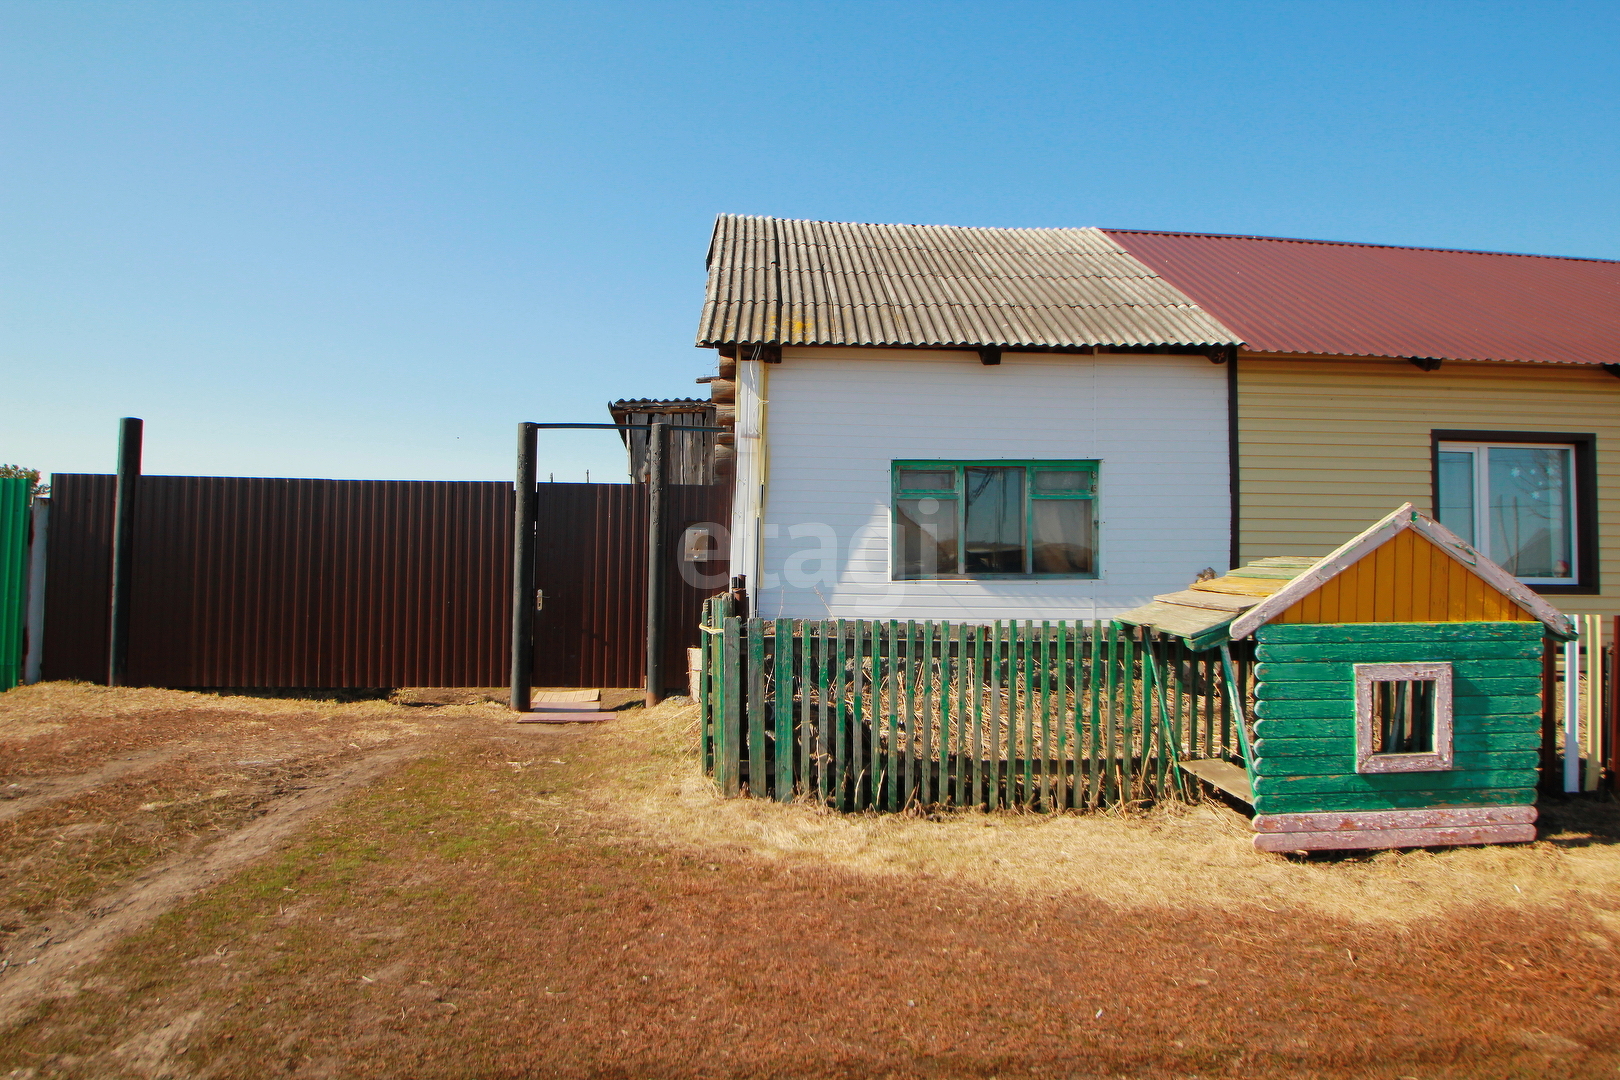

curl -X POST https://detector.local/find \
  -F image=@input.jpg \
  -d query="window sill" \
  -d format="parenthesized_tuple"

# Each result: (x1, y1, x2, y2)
(1528, 583, 1600, 596)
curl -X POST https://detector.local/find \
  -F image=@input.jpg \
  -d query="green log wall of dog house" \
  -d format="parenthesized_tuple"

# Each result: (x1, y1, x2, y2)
(1250, 621, 1543, 815)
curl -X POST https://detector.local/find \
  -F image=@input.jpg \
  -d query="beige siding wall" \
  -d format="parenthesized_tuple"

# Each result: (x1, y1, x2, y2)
(1237, 354, 1620, 620)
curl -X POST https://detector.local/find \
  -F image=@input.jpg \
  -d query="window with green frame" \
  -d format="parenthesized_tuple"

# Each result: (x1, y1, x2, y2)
(892, 461, 1098, 579)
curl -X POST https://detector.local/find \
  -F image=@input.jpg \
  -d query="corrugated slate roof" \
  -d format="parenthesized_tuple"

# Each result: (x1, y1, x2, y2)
(1105, 229, 1620, 367)
(696, 215, 1241, 349)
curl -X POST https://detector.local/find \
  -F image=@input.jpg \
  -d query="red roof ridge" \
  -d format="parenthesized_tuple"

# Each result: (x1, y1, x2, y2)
(1103, 227, 1620, 265)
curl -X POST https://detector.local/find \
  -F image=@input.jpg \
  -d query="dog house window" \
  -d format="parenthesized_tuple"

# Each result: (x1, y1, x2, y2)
(1354, 663, 1454, 774)
(892, 461, 1098, 580)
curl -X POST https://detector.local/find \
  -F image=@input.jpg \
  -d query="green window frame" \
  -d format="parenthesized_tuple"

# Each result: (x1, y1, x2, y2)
(891, 460, 1099, 580)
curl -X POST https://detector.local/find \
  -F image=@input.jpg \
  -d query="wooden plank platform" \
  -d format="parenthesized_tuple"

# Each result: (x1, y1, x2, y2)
(1179, 759, 1252, 802)
(517, 691, 609, 724)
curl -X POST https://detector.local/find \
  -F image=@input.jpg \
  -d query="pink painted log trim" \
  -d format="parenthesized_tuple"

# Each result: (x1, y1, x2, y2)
(1253, 805, 1537, 833)
(1254, 823, 1537, 853)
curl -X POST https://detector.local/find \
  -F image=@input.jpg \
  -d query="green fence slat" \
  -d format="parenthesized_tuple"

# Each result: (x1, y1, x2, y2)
(799, 620, 813, 802)
(920, 621, 934, 807)
(722, 615, 742, 796)
(817, 621, 831, 805)
(773, 618, 793, 801)
(946, 621, 959, 806)
(848, 621, 861, 806)
(834, 619, 848, 810)
(902, 620, 916, 808)
(748, 620, 766, 797)
(1019, 619, 1031, 807)
(983, 622, 993, 809)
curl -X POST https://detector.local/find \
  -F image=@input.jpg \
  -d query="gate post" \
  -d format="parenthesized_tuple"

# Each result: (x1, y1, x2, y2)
(644, 420, 667, 707)
(108, 417, 142, 687)
(510, 422, 538, 712)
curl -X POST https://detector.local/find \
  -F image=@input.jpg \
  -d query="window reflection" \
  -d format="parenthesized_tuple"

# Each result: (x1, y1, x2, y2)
(963, 467, 1025, 574)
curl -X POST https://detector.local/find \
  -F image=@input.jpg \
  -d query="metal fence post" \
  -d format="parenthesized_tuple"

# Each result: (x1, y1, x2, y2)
(107, 417, 142, 687)
(509, 422, 538, 712)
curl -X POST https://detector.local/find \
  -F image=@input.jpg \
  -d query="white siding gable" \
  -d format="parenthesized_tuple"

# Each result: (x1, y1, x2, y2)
(748, 347, 1230, 621)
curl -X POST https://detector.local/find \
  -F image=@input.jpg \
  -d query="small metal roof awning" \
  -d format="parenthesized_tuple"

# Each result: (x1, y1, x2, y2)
(1117, 503, 1578, 649)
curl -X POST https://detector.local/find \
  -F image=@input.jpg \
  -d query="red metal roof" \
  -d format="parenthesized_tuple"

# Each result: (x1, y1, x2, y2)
(1104, 229, 1620, 366)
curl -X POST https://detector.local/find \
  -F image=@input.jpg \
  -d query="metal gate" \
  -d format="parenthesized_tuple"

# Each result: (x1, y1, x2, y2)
(532, 482, 729, 688)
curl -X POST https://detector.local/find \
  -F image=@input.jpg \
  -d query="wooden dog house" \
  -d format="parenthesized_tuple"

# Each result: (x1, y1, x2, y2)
(1119, 503, 1575, 852)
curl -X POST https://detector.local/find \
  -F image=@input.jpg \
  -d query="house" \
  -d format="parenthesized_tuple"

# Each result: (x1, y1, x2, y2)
(1118, 503, 1576, 851)
(695, 217, 1242, 622)
(695, 215, 1620, 629)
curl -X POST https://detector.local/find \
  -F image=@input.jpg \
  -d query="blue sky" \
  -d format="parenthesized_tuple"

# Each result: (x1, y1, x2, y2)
(4, 0, 1617, 483)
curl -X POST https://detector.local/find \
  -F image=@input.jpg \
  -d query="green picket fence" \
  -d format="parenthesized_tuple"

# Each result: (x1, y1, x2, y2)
(698, 595, 1252, 811)
(0, 477, 29, 692)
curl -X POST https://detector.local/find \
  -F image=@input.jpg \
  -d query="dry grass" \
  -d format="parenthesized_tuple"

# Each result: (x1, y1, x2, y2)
(1, 684, 1618, 1079)
(578, 701, 1620, 927)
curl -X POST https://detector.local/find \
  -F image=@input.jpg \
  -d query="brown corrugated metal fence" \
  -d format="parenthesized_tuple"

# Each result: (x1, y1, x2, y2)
(41, 474, 728, 689)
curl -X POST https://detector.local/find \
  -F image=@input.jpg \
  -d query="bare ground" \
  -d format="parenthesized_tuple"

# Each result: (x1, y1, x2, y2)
(0, 682, 1617, 1079)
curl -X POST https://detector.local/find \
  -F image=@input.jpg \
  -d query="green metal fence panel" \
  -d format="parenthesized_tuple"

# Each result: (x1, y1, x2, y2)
(0, 478, 28, 692)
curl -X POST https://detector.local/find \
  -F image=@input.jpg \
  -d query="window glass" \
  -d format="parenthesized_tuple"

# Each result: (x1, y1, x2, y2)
(1488, 446, 1572, 579)
(963, 467, 1025, 573)
(1436, 440, 1577, 583)
(1435, 450, 1476, 545)
(892, 461, 1097, 579)
(1032, 470, 1092, 495)
(897, 469, 955, 492)
(1031, 500, 1095, 573)
(1371, 680, 1437, 755)
(895, 498, 958, 579)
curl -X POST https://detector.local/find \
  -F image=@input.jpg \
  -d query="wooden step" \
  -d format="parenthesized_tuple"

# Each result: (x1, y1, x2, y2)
(1179, 759, 1252, 803)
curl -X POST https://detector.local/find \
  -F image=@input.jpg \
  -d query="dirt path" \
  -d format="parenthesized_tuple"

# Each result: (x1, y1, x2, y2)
(0, 739, 430, 1027)
(0, 745, 189, 824)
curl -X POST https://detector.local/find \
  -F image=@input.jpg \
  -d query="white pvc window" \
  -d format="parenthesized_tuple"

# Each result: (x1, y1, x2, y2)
(1436, 441, 1576, 584)
(1354, 663, 1454, 774)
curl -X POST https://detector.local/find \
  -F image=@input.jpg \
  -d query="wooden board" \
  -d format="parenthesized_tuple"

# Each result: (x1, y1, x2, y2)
(1252, 750, 1540, 778)
(533, 689, 601, 703)
(1255, 676, 1537, 699)
(1253, 786, 1536, 815)
(1221, 566, 1308, 580)
(1151, 589, 1260, 612)
(1179, 758, 1252, 802)
(1254, 823, 1536, 852)
(1254, 640, 1542, 663)
(1254, 731, 1540, 757)
(1254, 696, 1541, 721)
(1253, 768, 1537, 796)
(1189, 578, 1285, 598)
(1253, 805, 1536, 832)
(1255, 659, 1540, 682)
(1116, 600, 1232, 639)
(1258, 621, 1544, 645)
